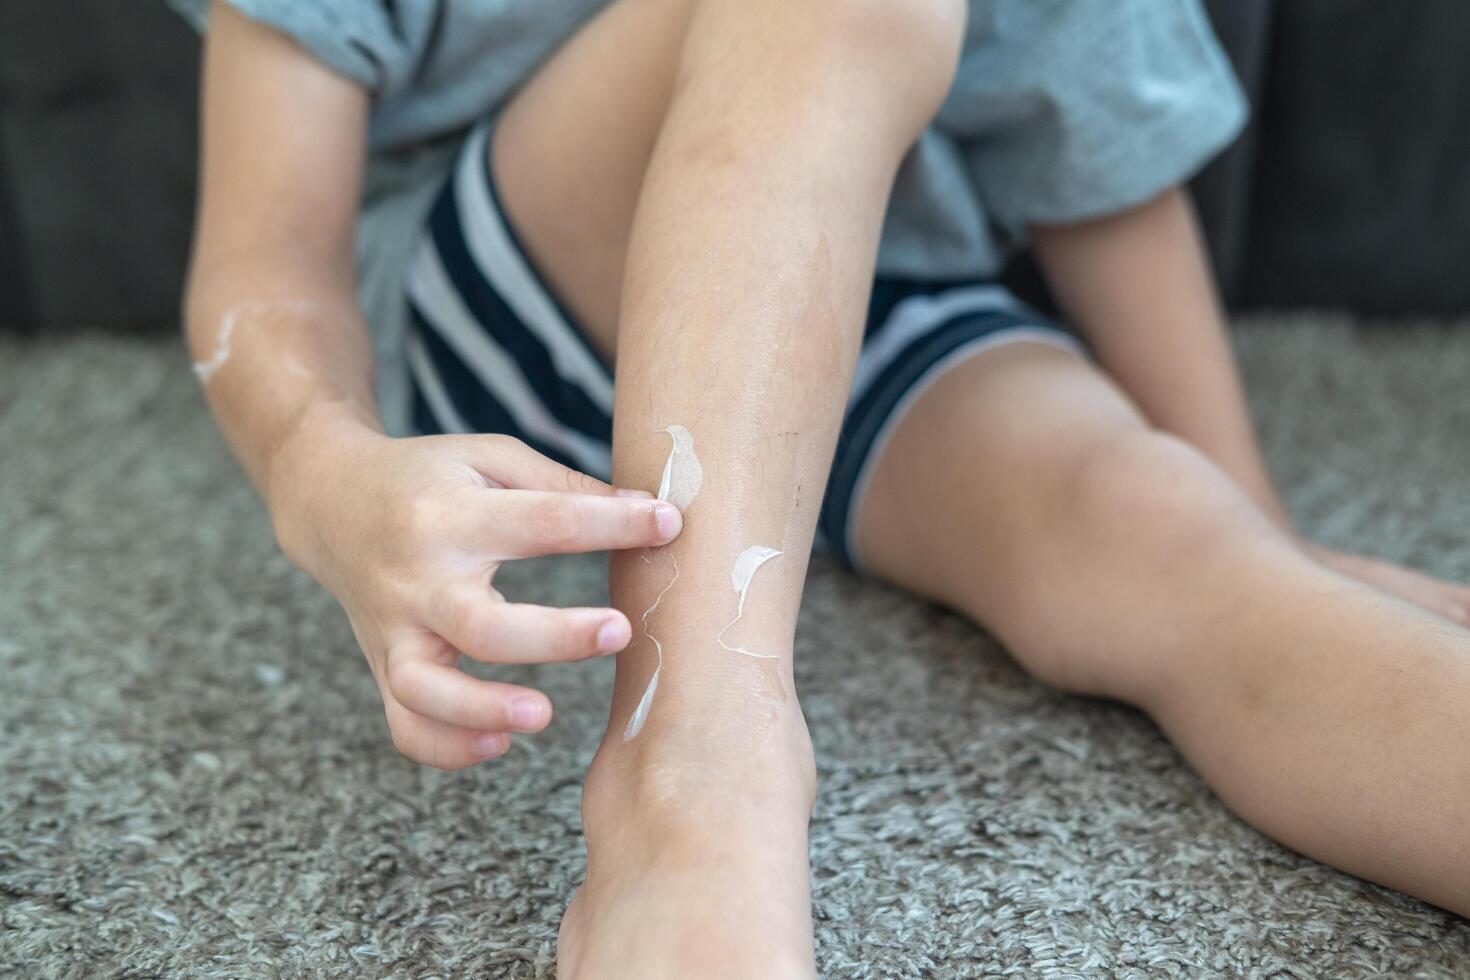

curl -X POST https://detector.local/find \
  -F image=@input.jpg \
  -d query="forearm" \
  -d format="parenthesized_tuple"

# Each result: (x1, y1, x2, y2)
(1030, 187, 1293, 530)
(187, 1, 379, 534)
(185, 253, 380, 509)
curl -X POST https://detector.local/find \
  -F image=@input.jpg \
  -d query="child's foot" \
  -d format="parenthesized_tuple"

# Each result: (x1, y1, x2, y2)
(557, 704, 817, 979)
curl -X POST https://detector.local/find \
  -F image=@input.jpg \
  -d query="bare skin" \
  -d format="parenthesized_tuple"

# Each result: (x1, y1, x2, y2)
(499, 1, 966, 975)
(489, 0, 1470, 970)
(186, 3, 685, 771)
(1029, 191, 1470, 626)
(190, 0, 1470, 975)
(855, 344, 1470, 919)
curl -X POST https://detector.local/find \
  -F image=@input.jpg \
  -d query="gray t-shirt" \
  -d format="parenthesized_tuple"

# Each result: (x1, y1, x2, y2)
(172, 0, 1246, 434)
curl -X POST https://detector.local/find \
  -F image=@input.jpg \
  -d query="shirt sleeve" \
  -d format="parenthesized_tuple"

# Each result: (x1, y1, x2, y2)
(943, 0, 1248, 240)
(167, 0, 409, 94)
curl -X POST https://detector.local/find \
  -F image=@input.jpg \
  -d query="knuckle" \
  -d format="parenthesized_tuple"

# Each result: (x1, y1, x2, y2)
(384, 656, 415, 703)
(447, 595, 491, 654)
(395, 493, 443, 543)
(565, 467, 607, 496)
(481, 433, 514, 453)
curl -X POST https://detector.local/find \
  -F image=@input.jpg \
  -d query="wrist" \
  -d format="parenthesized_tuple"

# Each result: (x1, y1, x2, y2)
(266, 398, 385, 573)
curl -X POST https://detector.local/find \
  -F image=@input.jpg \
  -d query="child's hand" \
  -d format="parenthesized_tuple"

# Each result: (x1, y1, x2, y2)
(1307, 543, 1470, 627)
(269, 409, 681, 768)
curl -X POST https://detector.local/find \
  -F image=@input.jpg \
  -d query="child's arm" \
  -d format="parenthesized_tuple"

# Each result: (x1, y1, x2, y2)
(1031, 186, 1470, 624)
(185, 2, 377, 494)
(187, 3, 681, 768)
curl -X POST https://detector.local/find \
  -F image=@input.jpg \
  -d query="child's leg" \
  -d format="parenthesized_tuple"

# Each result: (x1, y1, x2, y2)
(856, 340, 1470, 918)
(492, 0, 965, 976)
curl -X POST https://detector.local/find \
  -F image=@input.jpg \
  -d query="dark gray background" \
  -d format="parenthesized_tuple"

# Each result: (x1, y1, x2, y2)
(1, 0, 1467, 331)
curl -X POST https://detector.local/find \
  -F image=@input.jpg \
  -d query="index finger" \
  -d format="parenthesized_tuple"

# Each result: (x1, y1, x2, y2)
(451, 434, 651, 498)
(481, 489, 683, 558)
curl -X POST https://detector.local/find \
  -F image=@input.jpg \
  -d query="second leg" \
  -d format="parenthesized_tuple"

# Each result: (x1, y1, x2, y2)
(857, 340, 1470, 917)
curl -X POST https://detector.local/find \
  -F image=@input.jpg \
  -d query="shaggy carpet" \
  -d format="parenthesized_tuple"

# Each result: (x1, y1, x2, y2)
(1, 316, 1468, 978)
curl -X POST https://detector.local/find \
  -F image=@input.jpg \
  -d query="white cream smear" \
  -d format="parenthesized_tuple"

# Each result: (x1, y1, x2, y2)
(191, 300, 317, 383)
(716, 546, 784, 659)
(622, 549, 677, 741)
(656, 425, 703, 510)
(623, 424, 703, 741)
(191, 308, 240, 382)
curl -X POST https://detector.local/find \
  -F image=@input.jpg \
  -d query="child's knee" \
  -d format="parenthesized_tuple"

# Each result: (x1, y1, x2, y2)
(690, 0, 965, 136)
(978, 430, 1277, 698)
(822, 0, 965, 129)
(1058, 429, 1271, 563)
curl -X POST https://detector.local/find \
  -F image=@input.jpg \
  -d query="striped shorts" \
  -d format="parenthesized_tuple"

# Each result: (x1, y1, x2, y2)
(403, 123, 1084, 571)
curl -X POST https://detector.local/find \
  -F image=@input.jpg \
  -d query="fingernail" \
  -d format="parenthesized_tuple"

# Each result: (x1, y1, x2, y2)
(509, 698, 546, 732)
(596, 617, 630, 653)
(473, 733, 507, 758)
(616, 487, 654, 498)
(653, 502, 682, 542)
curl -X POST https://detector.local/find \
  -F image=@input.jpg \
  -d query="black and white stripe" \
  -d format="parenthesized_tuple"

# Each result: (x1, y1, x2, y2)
(405, 122, 614, 477)
(827, 286, 1085, 571)
(403, 122, 1086, 568)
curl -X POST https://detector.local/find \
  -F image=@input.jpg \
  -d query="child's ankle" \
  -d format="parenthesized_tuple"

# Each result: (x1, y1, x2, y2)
(583, 701, 816, 836)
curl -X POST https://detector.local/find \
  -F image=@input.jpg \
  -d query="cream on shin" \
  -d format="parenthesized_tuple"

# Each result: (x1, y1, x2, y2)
(623, 425, 703, 741)
(716, 545, 784, 659)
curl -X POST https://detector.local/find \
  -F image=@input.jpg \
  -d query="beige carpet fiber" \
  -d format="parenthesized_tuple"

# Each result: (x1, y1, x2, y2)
(2, 317, 1468, 977)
